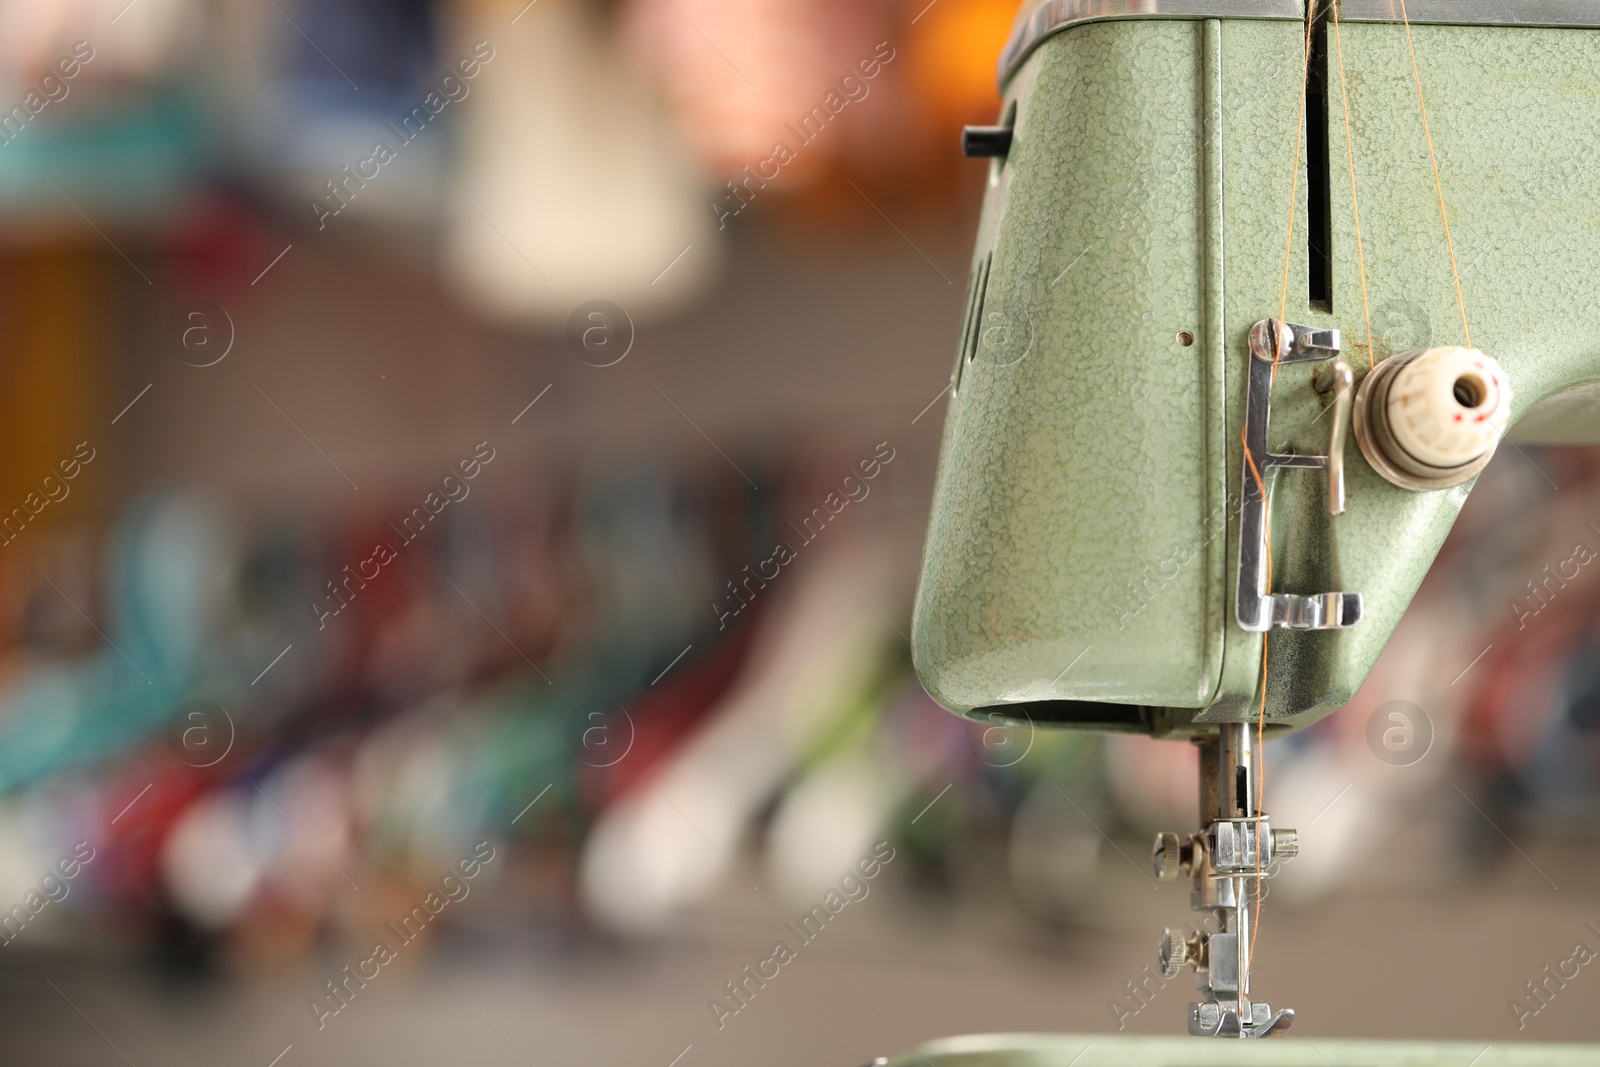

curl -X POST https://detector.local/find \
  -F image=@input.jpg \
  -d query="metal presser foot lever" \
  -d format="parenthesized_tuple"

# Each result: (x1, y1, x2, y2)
(1152, 723, 1296, 1038)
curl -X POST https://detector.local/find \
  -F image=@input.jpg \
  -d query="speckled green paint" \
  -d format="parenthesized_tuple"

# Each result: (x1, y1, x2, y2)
(913, 14, 1600, 737)
(914, 20, 1215, 715)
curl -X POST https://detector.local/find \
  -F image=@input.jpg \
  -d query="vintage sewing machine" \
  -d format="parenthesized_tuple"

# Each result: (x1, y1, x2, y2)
(902, 0, 1600, 1058)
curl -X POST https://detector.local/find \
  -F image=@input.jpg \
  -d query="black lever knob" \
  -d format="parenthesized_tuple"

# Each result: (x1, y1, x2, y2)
(961, 125, 1012, 158)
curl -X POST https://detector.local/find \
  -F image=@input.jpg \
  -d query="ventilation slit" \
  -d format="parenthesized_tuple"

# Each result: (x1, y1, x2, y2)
(1307, 5, 1333, 313)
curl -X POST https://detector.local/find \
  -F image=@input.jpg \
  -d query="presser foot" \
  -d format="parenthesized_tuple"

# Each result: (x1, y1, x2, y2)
(1189, 1001, 1294, 1039)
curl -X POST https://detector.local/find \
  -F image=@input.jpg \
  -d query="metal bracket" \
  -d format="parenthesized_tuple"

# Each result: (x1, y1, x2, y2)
(1235, 320, 1364, 633)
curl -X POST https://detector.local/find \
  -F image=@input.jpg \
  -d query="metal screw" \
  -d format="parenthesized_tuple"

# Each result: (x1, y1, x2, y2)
(1152, 831, 1183, 881)
(1271, 827, 1299, 861)
(1248, 319, 1292, 362)
(1158, 927, 1189, 979)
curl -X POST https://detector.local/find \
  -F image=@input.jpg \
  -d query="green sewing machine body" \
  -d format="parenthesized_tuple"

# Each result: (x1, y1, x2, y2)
(912, 0, 1600, 740)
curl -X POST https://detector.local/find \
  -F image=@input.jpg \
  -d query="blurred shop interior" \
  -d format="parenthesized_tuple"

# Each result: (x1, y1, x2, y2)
(0, 0, 1598, 1063)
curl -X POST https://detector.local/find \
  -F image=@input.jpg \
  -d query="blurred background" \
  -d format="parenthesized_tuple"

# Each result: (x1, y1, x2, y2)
(0, 0, 1596, 1062)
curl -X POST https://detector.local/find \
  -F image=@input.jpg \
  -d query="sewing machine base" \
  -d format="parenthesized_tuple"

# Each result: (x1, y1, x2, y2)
(875, 1034, 1599, 1067)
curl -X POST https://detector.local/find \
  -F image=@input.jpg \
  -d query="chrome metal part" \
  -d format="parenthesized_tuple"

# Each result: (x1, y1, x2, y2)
(1191, 1001, 1296, 1039)
(1154, 724, 1297, 1039)
(1000, 0, 1600, 88)
(1313, 360, 1354, 516)
(1157, 928, 1189, 979)
(1236, 320, 1364, 633)
(1152, 831, 1184, 881)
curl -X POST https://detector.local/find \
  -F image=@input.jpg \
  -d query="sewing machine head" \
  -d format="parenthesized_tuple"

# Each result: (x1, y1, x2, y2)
(911, 0, 1600, 1041)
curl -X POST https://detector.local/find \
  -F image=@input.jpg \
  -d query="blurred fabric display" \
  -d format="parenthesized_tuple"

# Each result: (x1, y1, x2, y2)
(1, 444, 1593, 960)
(0, 0, 1596, 1063)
